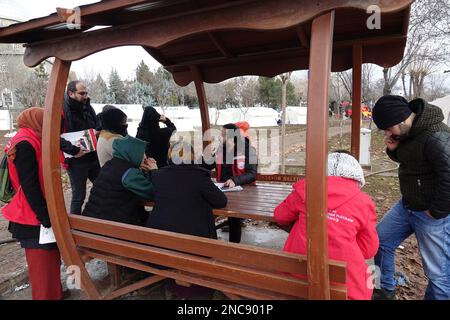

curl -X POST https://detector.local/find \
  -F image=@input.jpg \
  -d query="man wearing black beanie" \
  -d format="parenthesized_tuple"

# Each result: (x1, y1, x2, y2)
(371, 95, 450, 300)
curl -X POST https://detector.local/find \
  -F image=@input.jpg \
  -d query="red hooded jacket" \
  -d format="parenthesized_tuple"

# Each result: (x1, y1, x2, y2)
(274, 176, 379, 300)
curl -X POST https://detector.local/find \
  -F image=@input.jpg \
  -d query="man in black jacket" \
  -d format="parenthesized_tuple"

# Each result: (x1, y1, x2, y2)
(371, 95, 450, 300)
(60, 81, 100, 215)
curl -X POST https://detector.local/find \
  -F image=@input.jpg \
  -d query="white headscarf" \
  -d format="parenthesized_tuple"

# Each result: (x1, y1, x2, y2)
(327, 152, 365, 187)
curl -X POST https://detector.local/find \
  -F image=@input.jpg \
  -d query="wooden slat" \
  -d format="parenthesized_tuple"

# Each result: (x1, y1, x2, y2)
(80, 249, 304, 300)
(305, 11, 335, 300)
(103, 274, 166, 300)
(70, 215, 305, 275)
(208, 32, 234, 58)
(69, 215, 346, 284)
(73, 230, 310, 298)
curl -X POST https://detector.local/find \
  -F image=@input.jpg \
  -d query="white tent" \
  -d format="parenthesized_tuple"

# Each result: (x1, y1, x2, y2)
(160, 106, 201, 132)
(242, 107, 278, 127)
(92, 103, 144, 137)
(430, 95, 450, 126)
(0, 110, 12, 131)
(285, 106, 307, 124)
(215, 108, 242, 125)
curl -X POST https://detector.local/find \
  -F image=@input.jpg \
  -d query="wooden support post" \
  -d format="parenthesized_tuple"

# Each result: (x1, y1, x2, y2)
(305, 11, 335, 300)
(351, 44, 362, 160)
(190, 65, 211, 150)
(42, 58, 101, 299)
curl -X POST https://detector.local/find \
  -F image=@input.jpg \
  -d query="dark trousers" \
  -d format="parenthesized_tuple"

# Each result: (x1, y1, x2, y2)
(67, 159, 100, 214)
(228, 217, 242, 243)
(25, 248, 62, 300)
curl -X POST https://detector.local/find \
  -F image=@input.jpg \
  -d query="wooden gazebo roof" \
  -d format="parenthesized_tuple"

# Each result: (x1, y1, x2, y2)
(0, 0, 412, 86)
(0, 0, 413, 300)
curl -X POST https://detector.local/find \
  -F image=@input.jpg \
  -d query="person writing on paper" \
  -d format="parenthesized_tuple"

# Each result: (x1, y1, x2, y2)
(60, 81, 100, 215)
(203, 122, 257, 243)
(83, 135, 157, 226)
(2, 107, 63, 300)
(273, 151, 379, 300)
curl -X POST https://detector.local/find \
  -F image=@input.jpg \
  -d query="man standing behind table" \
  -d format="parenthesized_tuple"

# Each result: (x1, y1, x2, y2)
(60, 80, 100, 215)
(371, 95, 450, 300)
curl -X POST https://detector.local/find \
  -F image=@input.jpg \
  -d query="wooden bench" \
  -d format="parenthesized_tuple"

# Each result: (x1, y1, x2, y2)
(69, 215, 347, 300)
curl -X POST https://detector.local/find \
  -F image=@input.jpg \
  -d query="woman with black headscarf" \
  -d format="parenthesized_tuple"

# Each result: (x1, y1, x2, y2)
(136, 106, 176, 168)
(97, 107, 128, 167)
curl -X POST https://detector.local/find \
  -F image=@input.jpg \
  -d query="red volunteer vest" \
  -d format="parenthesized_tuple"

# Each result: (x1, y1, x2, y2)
(216, 152, 254, 184)
(2, 128, 44, 226)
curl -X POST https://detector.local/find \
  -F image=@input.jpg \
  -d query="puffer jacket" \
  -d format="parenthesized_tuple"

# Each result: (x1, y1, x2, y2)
(387, 99, 450, 219)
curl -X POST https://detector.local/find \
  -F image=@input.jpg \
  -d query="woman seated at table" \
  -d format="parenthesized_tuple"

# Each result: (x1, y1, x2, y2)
(273, 151, 379, 300)
(82, 135, 157, 226)
(202, 122, 257, 243)
(147, 140, 227, 238)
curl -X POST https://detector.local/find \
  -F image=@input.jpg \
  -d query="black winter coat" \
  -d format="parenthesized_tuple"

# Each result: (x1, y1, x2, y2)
(136, 106, 176, 168)
(147, 165, 227, 239)
(82, 158, 149, 226)
(60, 94, 98, 161)
(387, 99, 450, 219)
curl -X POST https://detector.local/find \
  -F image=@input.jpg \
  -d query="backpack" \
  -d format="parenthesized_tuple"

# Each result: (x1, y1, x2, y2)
(0, 152, 15, 203)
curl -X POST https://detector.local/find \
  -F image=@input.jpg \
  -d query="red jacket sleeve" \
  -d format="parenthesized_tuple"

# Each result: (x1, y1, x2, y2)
(274, 190, 302, 225)
(356, 199, 379, 259)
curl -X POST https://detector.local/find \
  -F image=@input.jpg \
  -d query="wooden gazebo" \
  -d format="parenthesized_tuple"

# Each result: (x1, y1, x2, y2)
(0, 0, 412, 300)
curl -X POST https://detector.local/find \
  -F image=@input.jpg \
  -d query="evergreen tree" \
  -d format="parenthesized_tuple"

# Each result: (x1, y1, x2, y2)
(34, 63, 49, 81)
(89, 74, 108, 103)
(257, 76, 298, 108)
(108, 69, 127, 104)
(136, 60, 153, 85)
(128, 81, 155, 106)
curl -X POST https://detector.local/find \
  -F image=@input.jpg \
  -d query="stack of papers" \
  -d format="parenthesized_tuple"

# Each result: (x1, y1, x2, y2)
(61, 128, 97, 158)
(214, 182, 243, 192)
(39, 225, 56, 244)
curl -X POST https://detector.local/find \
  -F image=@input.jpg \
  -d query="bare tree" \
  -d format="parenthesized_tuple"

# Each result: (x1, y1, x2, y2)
(423, 73, 450, 101)
(382, 0, 450, 95)
(279, 72, 292, 174)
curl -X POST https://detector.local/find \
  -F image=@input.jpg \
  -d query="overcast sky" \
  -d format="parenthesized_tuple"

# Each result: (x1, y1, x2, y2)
(8, 0, 162, 80)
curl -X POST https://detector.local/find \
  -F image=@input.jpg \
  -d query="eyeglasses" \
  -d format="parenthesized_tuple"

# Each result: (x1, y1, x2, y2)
(76, 91, 88, 96)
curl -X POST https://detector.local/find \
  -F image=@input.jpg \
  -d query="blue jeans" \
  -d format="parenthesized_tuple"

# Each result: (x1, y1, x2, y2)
(375, 199, 450, 300)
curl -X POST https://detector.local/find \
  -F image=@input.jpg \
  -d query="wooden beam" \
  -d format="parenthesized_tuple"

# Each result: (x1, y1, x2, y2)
(190, 65, 211, 150)
(42, 58, 101, 299)
(351, 44, 362, 160)
(21, 0, 413, 67)
(208, 32, 234, 58)
(305, 11, 335, 300)
(142, 46, 172, 65)
(296, 25, 309, 48)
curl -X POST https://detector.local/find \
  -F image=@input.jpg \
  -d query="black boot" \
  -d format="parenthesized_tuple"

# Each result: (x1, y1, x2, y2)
(372, 288, 396, 300)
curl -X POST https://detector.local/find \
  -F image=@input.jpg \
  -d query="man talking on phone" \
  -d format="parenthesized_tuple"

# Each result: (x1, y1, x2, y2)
(371, 95, 450, 300)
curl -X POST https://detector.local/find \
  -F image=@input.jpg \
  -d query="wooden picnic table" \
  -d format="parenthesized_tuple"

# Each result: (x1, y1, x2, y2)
(214, 183, 293, 223)
(144, 183, 293, 223)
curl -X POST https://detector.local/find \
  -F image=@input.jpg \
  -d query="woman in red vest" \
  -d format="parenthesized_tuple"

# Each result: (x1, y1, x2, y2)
(204, 122, 257, 243)
(2, 107, 63, 300)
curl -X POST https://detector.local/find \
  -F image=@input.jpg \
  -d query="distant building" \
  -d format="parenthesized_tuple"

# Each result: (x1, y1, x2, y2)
(0, 2, 52, 129)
